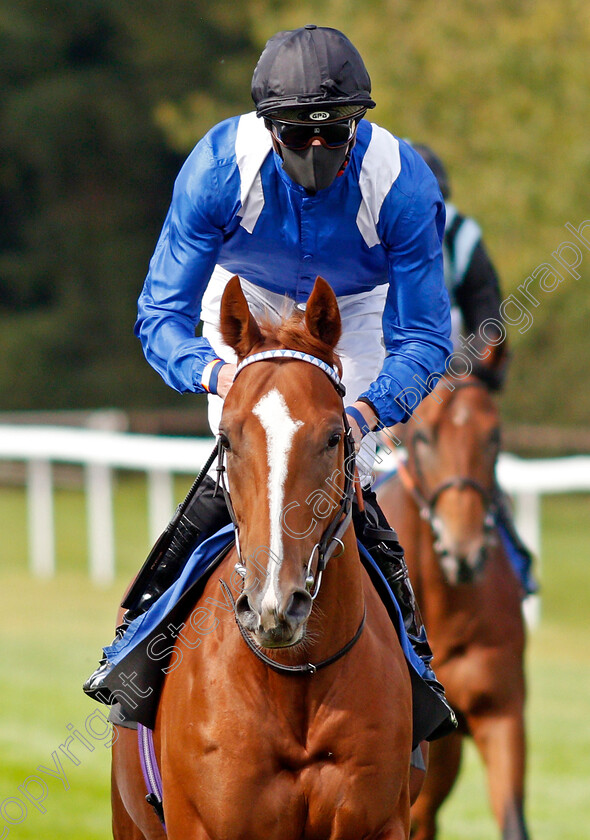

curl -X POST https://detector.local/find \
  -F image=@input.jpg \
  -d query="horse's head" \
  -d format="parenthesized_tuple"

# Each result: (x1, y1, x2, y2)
(406, 365, 503, 585)
(218, 276, 350, 648)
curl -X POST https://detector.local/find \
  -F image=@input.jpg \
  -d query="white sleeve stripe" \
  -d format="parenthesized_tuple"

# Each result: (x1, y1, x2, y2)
(356, 125, 401, 248)
(235, 112, 273, 233)
(454, 217, 482, 281)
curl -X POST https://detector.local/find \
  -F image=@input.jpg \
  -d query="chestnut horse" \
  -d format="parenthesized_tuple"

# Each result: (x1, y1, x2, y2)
(377, 374, 529, 840)
(111, 276, 414, 840)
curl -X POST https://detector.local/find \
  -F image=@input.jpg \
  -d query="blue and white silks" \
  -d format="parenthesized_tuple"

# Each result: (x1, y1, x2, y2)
(135, 113, 452, 428)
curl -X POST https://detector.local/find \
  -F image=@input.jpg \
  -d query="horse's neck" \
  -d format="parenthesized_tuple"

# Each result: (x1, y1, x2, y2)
(311, 526, 365, 655)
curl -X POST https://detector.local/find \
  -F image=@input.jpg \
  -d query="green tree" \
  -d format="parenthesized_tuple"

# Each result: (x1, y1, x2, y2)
(2, 1, 590, 428)
(0, 0, 258, 410)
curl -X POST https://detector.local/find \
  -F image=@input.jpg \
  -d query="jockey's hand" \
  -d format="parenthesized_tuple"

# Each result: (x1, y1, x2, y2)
(216, 363, 237, 399)
(345, 402, 379, 488)
(345, 401, 377, 452)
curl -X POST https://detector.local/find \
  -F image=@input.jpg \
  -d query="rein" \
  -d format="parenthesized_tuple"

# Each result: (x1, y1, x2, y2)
(215, 347, 364, 674)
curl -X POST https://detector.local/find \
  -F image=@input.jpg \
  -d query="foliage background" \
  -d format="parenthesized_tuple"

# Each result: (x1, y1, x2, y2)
(1, 0, 589, 424)
(1, 6, 588, 837)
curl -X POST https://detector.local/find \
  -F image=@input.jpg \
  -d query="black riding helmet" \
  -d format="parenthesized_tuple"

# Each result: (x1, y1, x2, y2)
(252, 24, 375, 117)
(252, 25, 376, 194)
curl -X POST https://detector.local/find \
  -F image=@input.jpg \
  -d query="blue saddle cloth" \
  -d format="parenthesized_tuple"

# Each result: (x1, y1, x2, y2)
(103, 525, 237, 668)
(100, 524, 446, 746)
(495, 520, 539, 596)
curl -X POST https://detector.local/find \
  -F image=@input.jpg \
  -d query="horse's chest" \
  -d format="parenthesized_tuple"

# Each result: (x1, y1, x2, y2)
(195, 742, 399, 840)
(165, 694, 406, 839)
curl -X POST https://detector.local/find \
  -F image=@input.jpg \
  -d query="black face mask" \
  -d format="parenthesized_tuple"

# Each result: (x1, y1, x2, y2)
(279, 143, 349, 194)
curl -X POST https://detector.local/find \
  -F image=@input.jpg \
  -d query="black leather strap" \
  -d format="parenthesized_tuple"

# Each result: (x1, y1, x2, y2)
(219, 580, 366, 676)
(122, 443, 220, 611)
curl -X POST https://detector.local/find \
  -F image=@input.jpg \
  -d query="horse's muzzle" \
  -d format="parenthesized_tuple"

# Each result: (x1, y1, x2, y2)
(234, 588, 313, 648)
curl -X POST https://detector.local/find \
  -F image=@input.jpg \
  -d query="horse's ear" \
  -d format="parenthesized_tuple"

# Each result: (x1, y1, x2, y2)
(474, 337, 511, 391)
(219, 276, 263, 360)
(304, 277, 341, 350)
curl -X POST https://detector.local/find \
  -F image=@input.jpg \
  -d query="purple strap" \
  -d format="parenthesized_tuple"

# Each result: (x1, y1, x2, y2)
(138, 723, 166, 831)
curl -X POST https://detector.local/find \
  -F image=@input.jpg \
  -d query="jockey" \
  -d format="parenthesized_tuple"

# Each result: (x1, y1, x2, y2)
(411, 143, 507, 386)
(412, 143, 537, 596)
(84, 25, 457, 738)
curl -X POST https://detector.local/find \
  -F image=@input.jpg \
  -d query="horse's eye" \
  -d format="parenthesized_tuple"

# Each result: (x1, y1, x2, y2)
(489, 428, 501, 447)
(414, 431, 431, 447)
(219, 432, 231, 451)
(327, 431, 342, 449)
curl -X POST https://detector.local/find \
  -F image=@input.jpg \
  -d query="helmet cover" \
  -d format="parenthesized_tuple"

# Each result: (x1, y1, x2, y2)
(252, 24, 376, 118)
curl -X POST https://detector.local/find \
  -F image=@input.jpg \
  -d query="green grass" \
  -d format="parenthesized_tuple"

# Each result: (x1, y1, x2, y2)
(1, 483, 589, 838)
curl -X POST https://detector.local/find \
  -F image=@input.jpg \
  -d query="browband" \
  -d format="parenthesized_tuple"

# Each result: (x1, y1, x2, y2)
(234, 349, 345, 396)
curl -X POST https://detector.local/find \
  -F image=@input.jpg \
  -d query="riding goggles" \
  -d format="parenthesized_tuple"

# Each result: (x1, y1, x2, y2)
(269, 118, 357, 151)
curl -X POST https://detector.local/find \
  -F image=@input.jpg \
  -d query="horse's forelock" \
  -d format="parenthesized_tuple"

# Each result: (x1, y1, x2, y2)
(256, 309, 342, 376)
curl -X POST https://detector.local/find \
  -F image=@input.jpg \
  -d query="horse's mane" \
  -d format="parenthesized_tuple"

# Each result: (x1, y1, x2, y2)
(257, 308, 343, 376)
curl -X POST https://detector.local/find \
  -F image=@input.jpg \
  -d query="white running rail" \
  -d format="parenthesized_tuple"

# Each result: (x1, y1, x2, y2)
(0, 424, 588, 587)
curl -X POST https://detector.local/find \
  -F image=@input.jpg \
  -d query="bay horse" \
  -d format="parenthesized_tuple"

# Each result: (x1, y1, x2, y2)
(377, 368, 529, 840)
(111, 276, 414, 840)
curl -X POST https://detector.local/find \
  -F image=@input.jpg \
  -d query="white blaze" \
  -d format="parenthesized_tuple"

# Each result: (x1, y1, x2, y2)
(253, 388, 303, 618)
(452, 404, 471, 427)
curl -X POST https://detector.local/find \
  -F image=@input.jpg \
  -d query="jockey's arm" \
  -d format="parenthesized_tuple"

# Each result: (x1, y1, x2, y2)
(134, 133, 233, 396)
(455, 238, 509, 389)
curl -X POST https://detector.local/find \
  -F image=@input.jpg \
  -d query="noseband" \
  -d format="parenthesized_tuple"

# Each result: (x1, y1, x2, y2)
(214, 348, 365, 674)
(216, 349, 356, 588)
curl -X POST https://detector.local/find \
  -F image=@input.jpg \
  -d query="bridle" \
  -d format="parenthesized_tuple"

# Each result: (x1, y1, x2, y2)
(397, 380, 498, 559)
(214, 348, 364, 675)
(134, 350, 363, 832)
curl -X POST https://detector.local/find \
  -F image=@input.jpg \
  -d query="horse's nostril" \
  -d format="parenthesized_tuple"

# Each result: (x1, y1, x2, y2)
(474, 544, 488, 574)
(235, 591, 258, 631)
(285, 589, 313, 625)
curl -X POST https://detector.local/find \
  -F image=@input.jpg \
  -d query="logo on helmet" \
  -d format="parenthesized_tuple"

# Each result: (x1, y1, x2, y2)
(309, 111, 330, 121)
